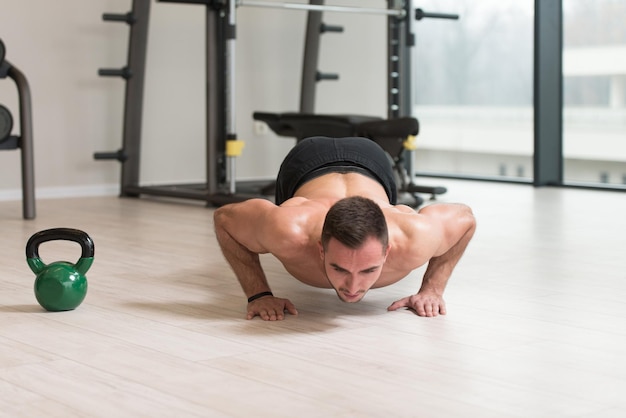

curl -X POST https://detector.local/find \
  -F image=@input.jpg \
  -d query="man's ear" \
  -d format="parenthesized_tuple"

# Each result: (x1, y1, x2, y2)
(317, 240, 324, 260)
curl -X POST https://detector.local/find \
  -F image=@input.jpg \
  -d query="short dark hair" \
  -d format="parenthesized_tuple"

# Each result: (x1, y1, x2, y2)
(321, 196, 389, 252)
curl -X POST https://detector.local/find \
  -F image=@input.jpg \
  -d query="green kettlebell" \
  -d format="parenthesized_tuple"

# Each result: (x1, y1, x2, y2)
(26, 228, 95, 312)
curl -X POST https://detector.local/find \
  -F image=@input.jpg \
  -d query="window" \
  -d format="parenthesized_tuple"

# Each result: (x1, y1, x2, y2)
(411, 0, 534, 181)
(563, 0, 626, 187)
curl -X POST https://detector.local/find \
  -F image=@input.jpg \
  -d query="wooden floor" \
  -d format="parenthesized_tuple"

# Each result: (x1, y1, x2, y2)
(0, 180, 625, 417)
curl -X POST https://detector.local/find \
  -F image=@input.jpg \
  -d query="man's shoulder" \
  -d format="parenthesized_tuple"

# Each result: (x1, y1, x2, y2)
(273, 198, 330, 230)
(383, 205, 440, 268)
(262, 199, 325, 255)
(383, 204, 425, 231)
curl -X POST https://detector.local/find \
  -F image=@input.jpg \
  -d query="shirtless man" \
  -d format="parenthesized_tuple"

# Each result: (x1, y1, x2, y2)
(214, 136, 476, 321)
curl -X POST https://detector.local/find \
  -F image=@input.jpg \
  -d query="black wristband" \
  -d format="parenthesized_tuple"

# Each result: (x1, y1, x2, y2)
(247, 291, 273, 303)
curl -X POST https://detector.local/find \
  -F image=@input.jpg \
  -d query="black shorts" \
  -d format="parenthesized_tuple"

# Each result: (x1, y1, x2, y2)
(275, 136, 397, 205)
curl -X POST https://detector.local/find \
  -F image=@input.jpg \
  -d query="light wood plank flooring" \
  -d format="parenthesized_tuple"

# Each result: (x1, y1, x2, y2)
(1, 180, 625, 417)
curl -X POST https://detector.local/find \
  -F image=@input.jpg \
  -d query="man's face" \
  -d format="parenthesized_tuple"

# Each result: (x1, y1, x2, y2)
(319, 236, 389, 303)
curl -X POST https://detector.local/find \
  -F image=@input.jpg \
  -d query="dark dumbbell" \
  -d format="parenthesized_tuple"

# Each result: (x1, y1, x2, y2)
(0, 104, 13, 141)
(0, 38, 5, 64)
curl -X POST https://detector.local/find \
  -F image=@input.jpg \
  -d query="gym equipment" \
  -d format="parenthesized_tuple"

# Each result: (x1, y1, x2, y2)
(26, 228, 95, 312)
(0, 38, 36, 219)
(95, 1, 455, 206)
(253, 113, 446, 207)
(94, 0, 150, 178)
(254, 2, 456, 207)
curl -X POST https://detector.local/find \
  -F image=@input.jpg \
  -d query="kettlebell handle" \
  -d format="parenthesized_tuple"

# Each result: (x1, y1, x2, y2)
(26, 228, 95, 275)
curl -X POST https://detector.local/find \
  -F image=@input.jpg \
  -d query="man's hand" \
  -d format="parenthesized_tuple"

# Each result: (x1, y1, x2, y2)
(387, 291, 447, 317)
(247, 296, 298, 321)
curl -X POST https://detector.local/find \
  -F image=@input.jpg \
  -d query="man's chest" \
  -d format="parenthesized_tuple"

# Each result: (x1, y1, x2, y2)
(282, 258, 331, 288)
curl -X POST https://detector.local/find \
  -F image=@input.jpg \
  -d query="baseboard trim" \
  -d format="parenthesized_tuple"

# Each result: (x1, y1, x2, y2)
(0, 178, 278, 202)
(0, 184, 120, 202)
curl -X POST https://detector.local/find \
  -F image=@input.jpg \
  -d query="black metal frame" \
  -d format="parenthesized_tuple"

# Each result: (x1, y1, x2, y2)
(0, 44, 36, 219)
(533, 0, 563, 186)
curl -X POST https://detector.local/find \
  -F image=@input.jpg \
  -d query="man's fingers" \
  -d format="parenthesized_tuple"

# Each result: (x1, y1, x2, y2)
(247, 302, 298, 321)
(389, 294, 447, 317)
(419, 302, 446, 317)
(259, 309, 278, 320)
(413, 304, 423, 316)
(418, 302, 440, 317)
(285, 301, 299, 316)
(424, 303, 434, 317)
(439, 302, 447, 315)
(387, 298, 409, 311)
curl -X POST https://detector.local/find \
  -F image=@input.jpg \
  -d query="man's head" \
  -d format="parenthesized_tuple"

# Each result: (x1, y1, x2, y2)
(318, 196, 390, 303)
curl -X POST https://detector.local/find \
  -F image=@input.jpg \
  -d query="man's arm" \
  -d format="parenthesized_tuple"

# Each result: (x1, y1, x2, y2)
(213, 199, 298, 320)
(388, 203, 476, 317)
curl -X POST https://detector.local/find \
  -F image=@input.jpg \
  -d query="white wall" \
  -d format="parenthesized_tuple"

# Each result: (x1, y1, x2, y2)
(0, 0, 387, 200)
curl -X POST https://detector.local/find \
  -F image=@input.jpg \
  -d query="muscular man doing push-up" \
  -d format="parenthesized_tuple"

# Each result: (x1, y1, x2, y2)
(214, 136, 476, 321)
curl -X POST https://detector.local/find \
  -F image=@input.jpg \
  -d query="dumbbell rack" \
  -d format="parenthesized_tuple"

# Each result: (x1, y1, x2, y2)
(0, 39, 36, 219)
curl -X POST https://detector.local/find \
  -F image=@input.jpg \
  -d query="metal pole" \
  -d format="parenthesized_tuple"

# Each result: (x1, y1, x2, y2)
(226, 0, 238, 194)
(237, 0, 406, 17)
(8, 64, 36, 219)
(206, 4, 223, 197)
(300, 0, 324, 113)
(119, 0, 151, 197)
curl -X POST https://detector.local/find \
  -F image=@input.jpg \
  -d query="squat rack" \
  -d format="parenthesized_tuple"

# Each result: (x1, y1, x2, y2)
(95, 0, 456, 205)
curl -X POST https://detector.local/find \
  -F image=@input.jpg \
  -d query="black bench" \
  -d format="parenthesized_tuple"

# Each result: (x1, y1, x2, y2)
(253, 112, 446, 207)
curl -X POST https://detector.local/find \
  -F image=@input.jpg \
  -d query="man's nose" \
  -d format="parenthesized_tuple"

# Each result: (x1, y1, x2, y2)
(344, 277, 360, 293)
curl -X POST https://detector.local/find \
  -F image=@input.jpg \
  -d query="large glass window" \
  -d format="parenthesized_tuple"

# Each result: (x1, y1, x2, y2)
(411, 0, 534, 181)
(563, 0, 626, 187)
